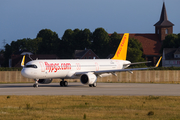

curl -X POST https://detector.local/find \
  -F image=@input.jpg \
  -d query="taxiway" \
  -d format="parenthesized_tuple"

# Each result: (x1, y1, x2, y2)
(0, 83, 179, 96)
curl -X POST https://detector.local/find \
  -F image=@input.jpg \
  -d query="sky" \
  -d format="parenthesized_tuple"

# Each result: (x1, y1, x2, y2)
(0, 0, 180, 49)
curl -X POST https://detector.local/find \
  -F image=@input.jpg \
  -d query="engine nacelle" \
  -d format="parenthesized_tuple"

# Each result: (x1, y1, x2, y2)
(80, 73, 97, 85)
(38, 79, 53, 84)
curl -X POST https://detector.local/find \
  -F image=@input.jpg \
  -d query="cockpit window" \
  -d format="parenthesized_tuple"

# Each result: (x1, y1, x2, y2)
(25, 64, 37, 68)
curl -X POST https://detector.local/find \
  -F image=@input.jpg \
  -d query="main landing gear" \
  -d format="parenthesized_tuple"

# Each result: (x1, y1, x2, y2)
(89, 82, 97, 87)
(60, 79, 68, 87)
(33, 79, 39, 88)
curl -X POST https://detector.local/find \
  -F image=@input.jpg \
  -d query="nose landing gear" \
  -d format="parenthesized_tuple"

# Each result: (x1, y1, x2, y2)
(33, 79, 39, 88)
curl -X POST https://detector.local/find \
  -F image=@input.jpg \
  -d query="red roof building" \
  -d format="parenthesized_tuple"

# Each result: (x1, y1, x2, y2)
(109, 2, 174, 66)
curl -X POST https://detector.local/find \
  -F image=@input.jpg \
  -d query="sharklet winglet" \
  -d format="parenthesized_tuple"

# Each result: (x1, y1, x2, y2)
(155, 56, 162, 68)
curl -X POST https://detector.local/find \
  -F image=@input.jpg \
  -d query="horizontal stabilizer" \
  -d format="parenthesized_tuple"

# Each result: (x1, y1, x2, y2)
(123, 61, 151, 66)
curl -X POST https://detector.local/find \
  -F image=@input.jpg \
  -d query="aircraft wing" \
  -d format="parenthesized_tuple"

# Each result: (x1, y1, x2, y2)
(95, 56, 162, 74)
(74, 56, 162, 76)
(94, 67, 152, 75)
(74, 66, 154, 76)
(123, 61, 151, 66)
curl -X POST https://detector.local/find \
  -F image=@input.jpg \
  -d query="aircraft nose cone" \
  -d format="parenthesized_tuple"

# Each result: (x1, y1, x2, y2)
(21, 68, 30, 78)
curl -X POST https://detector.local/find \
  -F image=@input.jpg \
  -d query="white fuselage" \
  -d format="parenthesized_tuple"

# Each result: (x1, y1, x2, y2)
(21, 59, 131, 79)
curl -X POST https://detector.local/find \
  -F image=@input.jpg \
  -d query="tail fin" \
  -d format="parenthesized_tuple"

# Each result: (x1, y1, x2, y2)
(21, 55, 25, 67)
(112, 33, 129, 60)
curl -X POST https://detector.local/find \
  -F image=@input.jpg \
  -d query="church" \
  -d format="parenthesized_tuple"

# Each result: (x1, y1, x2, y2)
(110, 2, 174, 66)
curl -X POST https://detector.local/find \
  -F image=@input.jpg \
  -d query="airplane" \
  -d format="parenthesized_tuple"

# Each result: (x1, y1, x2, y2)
(21, 33, 162, 88)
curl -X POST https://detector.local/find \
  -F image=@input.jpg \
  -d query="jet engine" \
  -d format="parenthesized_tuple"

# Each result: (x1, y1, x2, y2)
(80, 73, 97, 85)
(38, 79, 53, 84)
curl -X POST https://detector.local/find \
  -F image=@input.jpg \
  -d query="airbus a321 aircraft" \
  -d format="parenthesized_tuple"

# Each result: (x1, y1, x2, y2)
(21, 33, 162, 88)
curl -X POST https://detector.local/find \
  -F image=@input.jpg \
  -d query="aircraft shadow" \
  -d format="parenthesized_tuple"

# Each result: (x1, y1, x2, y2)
(39, 84, 84, 87)
(0, 84, 85, 88)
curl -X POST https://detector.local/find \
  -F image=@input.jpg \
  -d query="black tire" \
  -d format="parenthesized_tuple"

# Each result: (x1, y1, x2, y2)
(33, 84, 38, 88)
(93, 83, 97, 87)
(64, 81, 68, 87)
(60, 81, 63, 86)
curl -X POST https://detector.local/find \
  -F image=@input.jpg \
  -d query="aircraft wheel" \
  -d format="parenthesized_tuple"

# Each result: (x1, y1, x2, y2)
(60, 81, 63, 87)
(60, 81, 68, 87)
(33, 84, 38, 88)
(64, 81, 68, 87)
(89, 84, 93, 87)
(93, 83, 97, 87)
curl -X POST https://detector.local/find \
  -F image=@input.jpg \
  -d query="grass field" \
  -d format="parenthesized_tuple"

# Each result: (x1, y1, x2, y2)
(0, 95, 180, 120)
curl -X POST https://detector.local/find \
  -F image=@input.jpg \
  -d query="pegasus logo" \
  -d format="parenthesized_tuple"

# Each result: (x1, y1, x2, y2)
(45, 62, 71, 72)
(116, 36, 126, 57)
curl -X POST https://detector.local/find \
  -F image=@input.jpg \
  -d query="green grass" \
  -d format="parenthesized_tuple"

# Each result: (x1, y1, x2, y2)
(0, 95, 180, 120)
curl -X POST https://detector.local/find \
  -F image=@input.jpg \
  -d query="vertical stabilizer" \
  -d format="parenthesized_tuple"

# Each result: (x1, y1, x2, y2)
(21, 55, 25, 67)
(112, 33, 129, 60)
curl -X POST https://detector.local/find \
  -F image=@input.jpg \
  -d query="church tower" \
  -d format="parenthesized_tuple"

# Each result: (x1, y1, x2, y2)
(154, 2, 174, 41)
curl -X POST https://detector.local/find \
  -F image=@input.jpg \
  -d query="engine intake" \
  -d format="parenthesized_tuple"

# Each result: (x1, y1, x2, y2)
(38, 79, 52, 84)
(80, 73, 97, 85)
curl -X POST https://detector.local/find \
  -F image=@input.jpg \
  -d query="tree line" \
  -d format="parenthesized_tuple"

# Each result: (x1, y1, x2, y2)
(2, 28, 145, 67)
(160, 33, 180, 52)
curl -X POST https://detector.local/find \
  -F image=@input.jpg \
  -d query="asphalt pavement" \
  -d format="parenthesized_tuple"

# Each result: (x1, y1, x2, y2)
(0, 82, 180, 96)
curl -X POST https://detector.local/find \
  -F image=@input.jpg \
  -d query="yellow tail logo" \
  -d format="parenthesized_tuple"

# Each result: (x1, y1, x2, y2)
(112, 33, 129, 60)
(21, 55, 25, 67)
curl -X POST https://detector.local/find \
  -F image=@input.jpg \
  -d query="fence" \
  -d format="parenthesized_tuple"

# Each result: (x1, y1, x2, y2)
(0, 70, 180, 83)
